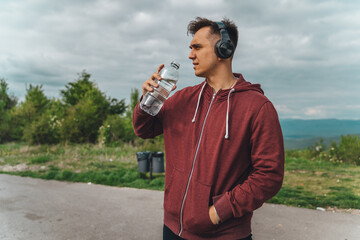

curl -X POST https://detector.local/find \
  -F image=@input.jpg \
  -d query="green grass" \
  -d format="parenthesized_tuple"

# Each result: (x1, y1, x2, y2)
(268, 156, 360, 209)
(1, 142, 359, 210)
(269, 186, 360, 209)
(3, 167, 165, 190)
(29, 155, 52, 164)
(0, 142, 165, 190)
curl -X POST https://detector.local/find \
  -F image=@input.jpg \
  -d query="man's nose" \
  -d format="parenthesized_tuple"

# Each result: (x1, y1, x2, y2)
(188, 50, 195, 59)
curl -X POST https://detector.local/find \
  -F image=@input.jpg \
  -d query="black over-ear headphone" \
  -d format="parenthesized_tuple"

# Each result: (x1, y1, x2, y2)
(215, 21, 235, 59)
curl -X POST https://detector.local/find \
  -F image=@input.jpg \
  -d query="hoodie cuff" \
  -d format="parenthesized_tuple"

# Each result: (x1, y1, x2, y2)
(213, 193, 233, 223)
(135, 96, 148, 116)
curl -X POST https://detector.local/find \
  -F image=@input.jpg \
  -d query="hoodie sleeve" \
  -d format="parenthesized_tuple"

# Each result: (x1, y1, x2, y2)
(132, 97, 164, 139)
(213, 101, 285, 223)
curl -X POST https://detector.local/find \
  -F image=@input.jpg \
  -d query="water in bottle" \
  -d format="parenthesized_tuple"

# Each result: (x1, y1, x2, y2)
(140, 61, 180, 116)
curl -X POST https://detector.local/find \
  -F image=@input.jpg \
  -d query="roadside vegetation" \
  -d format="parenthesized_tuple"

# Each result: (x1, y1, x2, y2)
(269, 155, 360, 210)
(0, 71, 165, 191)
(0, 140, 165, 190)
(1, 72, 359, 212)
(268, 136, 360, 210)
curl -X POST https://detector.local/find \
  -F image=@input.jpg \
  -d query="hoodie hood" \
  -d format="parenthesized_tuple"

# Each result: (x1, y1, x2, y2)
(192, 73, 264, 139)
(231, 73, 264, 94)
(201, 73, 264, 102)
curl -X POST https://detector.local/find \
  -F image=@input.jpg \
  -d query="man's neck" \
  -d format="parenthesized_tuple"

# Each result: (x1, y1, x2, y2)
(206, 65, 236, 93)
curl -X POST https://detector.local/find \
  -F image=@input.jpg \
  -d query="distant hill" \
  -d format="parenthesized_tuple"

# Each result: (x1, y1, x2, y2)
(279, 119, 360, 149)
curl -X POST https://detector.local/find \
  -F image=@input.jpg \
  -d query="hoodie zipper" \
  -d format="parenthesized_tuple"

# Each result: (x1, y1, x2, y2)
(178, 91, 216, 237)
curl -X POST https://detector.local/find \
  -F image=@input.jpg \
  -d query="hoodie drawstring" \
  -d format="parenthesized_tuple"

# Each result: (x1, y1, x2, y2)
(225, 88, 235, 139)
(192, 81, 235, 139)
(192, 82, 207, 123)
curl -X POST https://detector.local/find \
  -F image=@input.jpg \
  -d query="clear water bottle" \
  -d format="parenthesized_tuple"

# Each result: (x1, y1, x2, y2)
(140, 61, 180, 116)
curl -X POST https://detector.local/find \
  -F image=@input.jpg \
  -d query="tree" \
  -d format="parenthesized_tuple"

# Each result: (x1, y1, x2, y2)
(98, 88, 140, 145)
(61, 70, 126, 115)
(130, 88, 140, 111)
(0, 78, 18, 143)
(61, 70, 95, 106)
(125, 88, 140, 118)
(59, 70, 126, 143)
(21, 84, 49, 122)
(11, 84, 49, 141)
(108, 97, 127, 115)
(61, 93, 109, 143)
(3, 71, 130, 144)
(0, 78, 17, 111)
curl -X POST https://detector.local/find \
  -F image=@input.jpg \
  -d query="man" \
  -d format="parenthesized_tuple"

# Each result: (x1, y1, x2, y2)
(133, 17, 284, 240)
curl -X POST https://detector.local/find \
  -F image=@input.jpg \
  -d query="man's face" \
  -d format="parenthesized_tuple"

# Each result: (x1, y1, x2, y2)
(188, 26, 220, 78)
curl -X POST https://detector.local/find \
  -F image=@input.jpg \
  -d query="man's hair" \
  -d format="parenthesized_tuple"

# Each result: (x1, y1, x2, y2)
(187, 17, 238, 50)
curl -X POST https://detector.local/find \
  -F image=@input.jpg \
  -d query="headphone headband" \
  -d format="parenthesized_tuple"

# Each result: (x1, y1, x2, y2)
(215, 21, 235, 59)
(216, 22, 231, 42)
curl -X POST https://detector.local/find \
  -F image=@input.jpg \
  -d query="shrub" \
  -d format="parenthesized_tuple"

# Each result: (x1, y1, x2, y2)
(10, 84, 49, 141)
(59, 71, 126, 144)
(23, 113, 63, 145)
(61, 93, 109, 143)
(286, 135, 360, 166)
(291, 135, 360, 166)
(327, 135, 360, 165)
(285, 139, 327, 161)
(0, 110, 12, 143)
(0, 78, 18, 143)
(23, 99, 65, 145)
(98, 115, 137, 146)
(136, 135, 165, 153)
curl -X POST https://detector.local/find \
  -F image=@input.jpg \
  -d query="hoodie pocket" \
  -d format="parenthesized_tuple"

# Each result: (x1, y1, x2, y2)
(164, 168, 187, 218)
(183, 179, 216, 234)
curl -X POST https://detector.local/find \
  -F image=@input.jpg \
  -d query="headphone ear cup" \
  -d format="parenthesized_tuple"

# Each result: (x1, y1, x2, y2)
(222, 41, 235, 58)
(215, 40, 223, 58)
(215, 40, 234, 59)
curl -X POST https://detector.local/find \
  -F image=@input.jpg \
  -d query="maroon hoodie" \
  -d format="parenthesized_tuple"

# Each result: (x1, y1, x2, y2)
(133, 73, 284, 239)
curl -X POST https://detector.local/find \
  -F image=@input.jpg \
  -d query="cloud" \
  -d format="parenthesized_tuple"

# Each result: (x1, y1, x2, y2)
(304, 107, 328, 118)
(0, 0, 359, 119)
(275, 103, 360, 120)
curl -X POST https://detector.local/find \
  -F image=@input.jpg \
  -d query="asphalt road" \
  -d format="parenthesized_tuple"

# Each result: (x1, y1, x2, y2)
(1, 174, 359, 240)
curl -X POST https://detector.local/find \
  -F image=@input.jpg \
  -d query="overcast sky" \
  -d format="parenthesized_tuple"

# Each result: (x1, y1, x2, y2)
(1, 0, 359, 119)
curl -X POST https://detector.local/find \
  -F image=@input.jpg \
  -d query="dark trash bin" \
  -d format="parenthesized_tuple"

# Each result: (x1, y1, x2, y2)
(151, 152, 164, 173)
(136, 151, 151, 173)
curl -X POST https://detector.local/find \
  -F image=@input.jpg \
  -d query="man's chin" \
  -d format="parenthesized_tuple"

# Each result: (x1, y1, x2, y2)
(194, 71, 204, 78)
